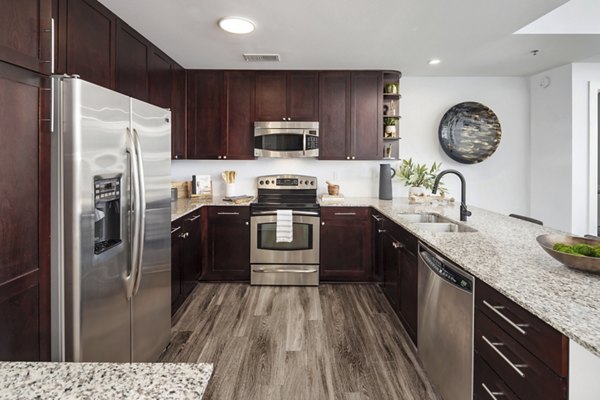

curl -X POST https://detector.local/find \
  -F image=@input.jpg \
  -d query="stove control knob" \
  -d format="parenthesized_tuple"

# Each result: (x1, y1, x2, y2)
(259, 180, 264, 185)
(265, 180, 270, 185)
(299, 180, 304, 185)
(310, 180, 315, 186)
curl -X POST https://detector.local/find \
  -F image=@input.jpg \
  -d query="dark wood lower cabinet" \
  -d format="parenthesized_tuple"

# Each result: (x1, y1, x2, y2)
(170, 210, 202, 314)
(381, 220, 418, 344)
(370, 209, 385, 283)
(0, 61, 50, 361)
(202, 207, 250, 281)
(320, 207, 371, 281)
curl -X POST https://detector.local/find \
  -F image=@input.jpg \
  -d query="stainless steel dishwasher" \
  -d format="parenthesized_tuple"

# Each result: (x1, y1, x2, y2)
(417, 242, 474, 400)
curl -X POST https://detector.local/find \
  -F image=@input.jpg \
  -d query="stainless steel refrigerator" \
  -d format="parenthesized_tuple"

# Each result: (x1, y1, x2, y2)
(50, 76, 171, 362)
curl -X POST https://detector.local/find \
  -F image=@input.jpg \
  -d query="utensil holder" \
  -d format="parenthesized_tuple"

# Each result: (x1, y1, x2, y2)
(226, 183, 235, 197)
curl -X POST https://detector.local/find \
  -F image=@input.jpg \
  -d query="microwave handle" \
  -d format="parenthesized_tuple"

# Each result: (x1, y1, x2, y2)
(303, 133, 307, 156)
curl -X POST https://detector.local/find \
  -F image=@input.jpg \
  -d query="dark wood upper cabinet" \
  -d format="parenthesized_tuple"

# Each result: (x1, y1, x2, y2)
(320, 207, 371, 281)
(319, 71, 351, 160)
(255, 71, 287, 121)
(115, 20, 149, 102)
(148, 47, 172, 109)
(255, 71, 318, 121)
(0, 0, 52, 75)
(202, 207, 250, 281)
(287, 71, 318, 120)
(351, 71, 382, 160)
(224, 70, 255, 159)
(0, 62, 50, 360)
(186, 70, 223, 159)
(171, 64, 186, 159)
(55, 0, 115, 88)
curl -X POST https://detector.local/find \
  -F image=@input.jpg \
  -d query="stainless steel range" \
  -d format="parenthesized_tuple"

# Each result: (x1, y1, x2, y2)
(250, 175, 320, 286)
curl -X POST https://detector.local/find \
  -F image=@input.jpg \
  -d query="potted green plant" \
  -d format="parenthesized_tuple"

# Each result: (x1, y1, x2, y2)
(396, 158, 445, 196)
(384, 117, 397, 137)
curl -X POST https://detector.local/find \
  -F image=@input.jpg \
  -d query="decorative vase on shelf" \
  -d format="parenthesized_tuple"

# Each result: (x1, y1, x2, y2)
(385, 125, 396, 136)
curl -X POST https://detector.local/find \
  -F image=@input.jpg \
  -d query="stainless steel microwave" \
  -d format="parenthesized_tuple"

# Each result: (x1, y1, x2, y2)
(254, 121, 319, 158)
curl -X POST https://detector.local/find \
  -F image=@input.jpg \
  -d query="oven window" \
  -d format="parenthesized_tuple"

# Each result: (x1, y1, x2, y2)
(257, 222, 313, 250)
(255, 134, 303, 152)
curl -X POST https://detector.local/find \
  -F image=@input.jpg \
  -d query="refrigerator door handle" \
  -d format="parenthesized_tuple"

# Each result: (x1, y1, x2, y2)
(131, 128, 146, 297)
(125, 127, 141, 299)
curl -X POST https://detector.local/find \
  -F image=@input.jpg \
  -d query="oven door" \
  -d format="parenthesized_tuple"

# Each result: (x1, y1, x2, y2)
(250, 212, 320, 264)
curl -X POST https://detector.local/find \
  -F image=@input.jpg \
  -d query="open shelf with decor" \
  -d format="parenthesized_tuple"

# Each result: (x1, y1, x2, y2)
(382, 71, 402, 160)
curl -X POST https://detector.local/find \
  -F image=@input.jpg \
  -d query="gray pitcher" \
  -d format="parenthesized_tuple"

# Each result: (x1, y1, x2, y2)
(379, 164, 396, 200)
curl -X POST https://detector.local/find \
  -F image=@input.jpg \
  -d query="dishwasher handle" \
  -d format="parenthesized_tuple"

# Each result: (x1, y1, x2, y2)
(418, 244, 473, 293)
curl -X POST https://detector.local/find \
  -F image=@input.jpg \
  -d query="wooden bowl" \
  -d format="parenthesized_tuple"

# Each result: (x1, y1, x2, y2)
(536, 234, 600, 274)
(327, 185, 340, 196)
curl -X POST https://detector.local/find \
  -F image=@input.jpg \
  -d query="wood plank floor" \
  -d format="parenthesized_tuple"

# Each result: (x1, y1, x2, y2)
(160, 284, 443, 400)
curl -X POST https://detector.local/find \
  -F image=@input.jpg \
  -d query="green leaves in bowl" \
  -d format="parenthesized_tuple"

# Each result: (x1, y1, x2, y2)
(553, 242, 600, 258)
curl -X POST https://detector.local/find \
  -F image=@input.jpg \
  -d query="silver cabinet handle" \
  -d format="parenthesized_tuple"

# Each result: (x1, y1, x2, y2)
(186, 214, 201, 222)
(218, 155, 222, 159)
(334, 212, 356, 216)
(217, 212, 240, 215)
(371, 214, 383, 222)
(223, 155, 227, 159)
(483, 300, 529, 335)
(352, 156, 355, 160)
(253, 268, 317, 274)
(481, 383, 504, 399)
(245, 221, 249, 226)
(392, 241, 404, 249)
(321, 222, 325, 226)
(178, 232, 188, 238)
(481, 335, 527, 378)
(171, 226, 182, 234)
(282, 118, 286, 121)
(378, 229, 386, 233)
(346, 156, 350, 160)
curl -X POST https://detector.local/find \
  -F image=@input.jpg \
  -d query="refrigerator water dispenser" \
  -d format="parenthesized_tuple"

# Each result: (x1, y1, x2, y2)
(94, 176, 122, 254)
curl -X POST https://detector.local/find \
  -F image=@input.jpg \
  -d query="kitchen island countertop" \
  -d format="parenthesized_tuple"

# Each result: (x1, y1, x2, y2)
(0, 362, 213, 399)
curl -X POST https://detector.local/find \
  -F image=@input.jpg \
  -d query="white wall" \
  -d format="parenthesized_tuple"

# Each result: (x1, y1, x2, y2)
(530, 64, 573, 232)
(570, 340, 600, 400)
(172, 76, 531, 217)
(529, 62, 600, 233)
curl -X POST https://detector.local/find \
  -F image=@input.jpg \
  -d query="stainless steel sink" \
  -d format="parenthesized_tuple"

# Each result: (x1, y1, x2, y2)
(397, 213, 453, 223)
(414, 222, 478, 233)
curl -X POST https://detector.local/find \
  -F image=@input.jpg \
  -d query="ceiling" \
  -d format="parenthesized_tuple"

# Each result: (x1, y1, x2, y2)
(98, 0, 600, 76)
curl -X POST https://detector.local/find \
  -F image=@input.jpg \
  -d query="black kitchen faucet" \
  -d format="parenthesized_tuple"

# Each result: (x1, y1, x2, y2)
(432, 169, 472, 222)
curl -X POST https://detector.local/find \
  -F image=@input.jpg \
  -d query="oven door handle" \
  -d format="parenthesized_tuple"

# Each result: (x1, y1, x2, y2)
(252, 268, 318, 274)
(251, 210, 320, 217)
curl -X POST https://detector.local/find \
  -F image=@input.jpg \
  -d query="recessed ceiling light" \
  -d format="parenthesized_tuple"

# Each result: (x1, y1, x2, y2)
(218, 17, 255, 34)
(428, 59, 441, 65)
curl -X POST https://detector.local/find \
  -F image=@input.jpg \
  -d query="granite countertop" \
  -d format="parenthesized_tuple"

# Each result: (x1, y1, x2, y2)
(169, 195, 600, 356)
(0, 362, 213, 399)
(327, 197, 600, 357)
(171, 196, 253, 221)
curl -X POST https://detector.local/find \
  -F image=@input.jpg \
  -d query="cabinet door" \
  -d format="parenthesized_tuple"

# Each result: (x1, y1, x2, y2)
(148, 47, 172, 108)
(0, 0, 52, 74)
(55, 0, 115, 87)
(182, 212, 201, 297)
(320, 208, 371, 281)
(224, 70, 255, 159)
(171, 63, 186, 159)
(287, 71, 318, 121)
(399, 247, 418, 343)
(203, 207, 250, 281)
(382, 232, 400, 310)
(351, 71, 382, 160)
(370, 211, 385, 283)
(255, 71, 287, 121)
(0, 62, 50, 360)
(115, 20, 149, 101)
(170, 221, 184, 314)
(186, 70, 223, 159)
(319, 71, 351, 159)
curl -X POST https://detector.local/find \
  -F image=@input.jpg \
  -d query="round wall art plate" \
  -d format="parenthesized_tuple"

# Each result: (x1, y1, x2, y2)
(438, 101, 502, 164)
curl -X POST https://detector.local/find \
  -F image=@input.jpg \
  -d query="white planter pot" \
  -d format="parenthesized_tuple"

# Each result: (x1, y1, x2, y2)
(385, 125, 396, 135)
(409, 186, 425, 196)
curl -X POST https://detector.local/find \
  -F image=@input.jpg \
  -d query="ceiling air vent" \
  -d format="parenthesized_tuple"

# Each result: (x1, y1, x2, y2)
(243, 53, 280, 62)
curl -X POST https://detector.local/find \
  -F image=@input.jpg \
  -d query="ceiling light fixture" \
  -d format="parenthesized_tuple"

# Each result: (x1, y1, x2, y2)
(428, 59, 441, 65)
(218, 17, 255, 34)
